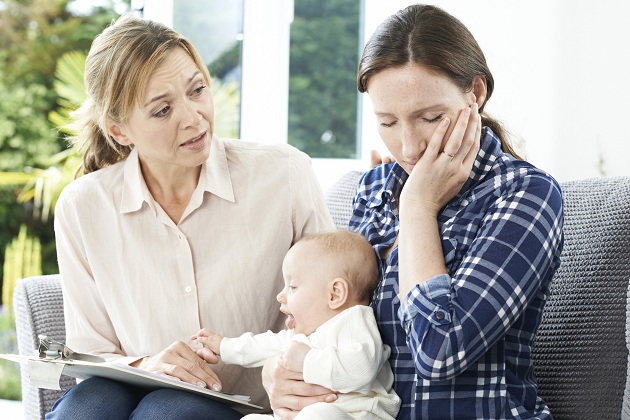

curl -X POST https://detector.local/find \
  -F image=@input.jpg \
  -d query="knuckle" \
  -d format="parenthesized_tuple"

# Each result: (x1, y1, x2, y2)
(182, 360, 196, 372)
(171, 340, 185, 350)
(164, 364, 178, 376)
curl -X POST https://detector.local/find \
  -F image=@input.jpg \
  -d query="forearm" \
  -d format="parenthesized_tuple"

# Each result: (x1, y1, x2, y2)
(398, 201, 448, 301)
(399, 177, 564, 379)
(221, 330, 289, 367)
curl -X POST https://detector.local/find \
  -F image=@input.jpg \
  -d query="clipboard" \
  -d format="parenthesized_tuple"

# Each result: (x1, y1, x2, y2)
(1, 336, 262, 411)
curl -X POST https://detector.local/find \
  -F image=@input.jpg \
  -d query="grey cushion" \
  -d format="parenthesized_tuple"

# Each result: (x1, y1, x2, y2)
(325, 170, 362, 229)
(13, 275, 75, 420)
(624, 281, 630, 420)
(532, 176, 630, 420)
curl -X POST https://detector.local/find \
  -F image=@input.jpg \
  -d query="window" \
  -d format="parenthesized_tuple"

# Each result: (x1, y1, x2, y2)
(144, 0, 369, 189)
(288, 0, 363, 159)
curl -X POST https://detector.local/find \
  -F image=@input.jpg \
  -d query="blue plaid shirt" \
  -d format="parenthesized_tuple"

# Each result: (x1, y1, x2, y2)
(349, 127, 563, 419)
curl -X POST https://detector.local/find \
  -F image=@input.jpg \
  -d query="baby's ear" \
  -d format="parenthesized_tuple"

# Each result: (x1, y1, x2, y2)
(328, 278, 349, 310)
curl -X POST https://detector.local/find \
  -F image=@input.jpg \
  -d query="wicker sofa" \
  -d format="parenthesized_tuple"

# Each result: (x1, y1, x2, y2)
(14, 171, 630, 420)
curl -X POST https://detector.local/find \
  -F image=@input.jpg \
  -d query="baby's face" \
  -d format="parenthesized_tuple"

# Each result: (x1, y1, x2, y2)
(277, 243, 334, 336)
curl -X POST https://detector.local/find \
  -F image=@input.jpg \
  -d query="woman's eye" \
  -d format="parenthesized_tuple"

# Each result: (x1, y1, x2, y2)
(423, 114, 443, 123)
(153, 106, 170, 118)
(380, 121, 396, 128)
(289, 286, 297, 291)
(193, 85, 207, 95)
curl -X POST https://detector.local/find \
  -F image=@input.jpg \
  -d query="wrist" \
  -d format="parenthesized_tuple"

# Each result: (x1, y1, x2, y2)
(215, 337, 223, 355)
(399, 193, 440, 219)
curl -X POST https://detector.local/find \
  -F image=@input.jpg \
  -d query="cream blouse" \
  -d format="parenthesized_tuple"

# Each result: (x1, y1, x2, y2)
(54, 136, 335, 408)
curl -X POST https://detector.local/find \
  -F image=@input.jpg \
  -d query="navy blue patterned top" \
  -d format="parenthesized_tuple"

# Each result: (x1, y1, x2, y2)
(349, 127, 564, 419)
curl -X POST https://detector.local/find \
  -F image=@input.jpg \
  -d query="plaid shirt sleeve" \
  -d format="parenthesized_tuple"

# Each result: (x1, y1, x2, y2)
(398, 172, 564, 380)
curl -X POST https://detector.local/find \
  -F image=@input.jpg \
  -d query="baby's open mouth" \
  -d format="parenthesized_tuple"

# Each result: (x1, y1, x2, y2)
(285, 314, 295, 330)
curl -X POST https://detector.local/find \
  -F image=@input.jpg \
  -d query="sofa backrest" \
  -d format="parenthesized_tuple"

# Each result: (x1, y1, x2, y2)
(13, 274, 73, 420)
(14, 172, 630, 420)
(532, 176, 630, 419)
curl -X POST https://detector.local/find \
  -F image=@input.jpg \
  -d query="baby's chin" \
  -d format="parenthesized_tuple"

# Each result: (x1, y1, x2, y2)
(286, 314, 318, 335)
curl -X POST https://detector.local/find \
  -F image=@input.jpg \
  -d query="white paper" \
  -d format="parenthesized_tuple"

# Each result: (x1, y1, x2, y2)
(0, 353, 259, 410)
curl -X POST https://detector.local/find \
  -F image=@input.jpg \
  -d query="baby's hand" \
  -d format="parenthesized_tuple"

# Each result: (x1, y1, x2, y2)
(281, 341, 311, 373)
(190, 329, 223, 360)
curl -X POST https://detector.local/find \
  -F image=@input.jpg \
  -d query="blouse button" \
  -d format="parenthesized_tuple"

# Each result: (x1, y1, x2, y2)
(435, 310, 446, 320)
(185, 286, 192, 293)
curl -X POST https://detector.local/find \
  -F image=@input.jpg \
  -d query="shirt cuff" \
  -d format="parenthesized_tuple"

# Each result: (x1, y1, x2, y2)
(398, 273, 452, 330)
(111, 355, 148, 366)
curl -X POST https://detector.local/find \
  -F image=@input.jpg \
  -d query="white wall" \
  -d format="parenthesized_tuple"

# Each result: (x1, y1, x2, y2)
(363, 0, 630, 182)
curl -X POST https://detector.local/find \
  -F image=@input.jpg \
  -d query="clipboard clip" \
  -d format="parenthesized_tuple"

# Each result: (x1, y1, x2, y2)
(38, 335, 105, 363)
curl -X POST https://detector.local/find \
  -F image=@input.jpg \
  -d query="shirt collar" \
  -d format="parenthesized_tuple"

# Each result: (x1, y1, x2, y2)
(120, 148, 148, 214)
(457, 126, 504, 197)
(197, 135, 235, 203)
(119, 136, 235, 214)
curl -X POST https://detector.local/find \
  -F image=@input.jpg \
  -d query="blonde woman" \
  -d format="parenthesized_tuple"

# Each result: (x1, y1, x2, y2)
(49, 13, 334, 420)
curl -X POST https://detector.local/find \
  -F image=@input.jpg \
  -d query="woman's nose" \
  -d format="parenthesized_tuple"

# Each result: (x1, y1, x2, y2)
(180, 100, 203, 128)
(401, 125, 424, 162)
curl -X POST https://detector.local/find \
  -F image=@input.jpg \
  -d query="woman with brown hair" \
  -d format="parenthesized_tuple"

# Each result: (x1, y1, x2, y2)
(265, 4, 563, 419)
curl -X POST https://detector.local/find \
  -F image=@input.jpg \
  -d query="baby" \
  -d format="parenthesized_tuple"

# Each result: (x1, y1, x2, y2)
(192, 230, 400, 419)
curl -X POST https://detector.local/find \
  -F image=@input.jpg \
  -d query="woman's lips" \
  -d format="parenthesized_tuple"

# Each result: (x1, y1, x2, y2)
(180, 132, 207, 150)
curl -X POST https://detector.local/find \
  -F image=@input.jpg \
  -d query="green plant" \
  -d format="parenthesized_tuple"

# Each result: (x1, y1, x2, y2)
(0, 223, 42, 403)
(0, 49, 86, 224)
(2, 225, 43, 311)
(0, 308, 21, 401)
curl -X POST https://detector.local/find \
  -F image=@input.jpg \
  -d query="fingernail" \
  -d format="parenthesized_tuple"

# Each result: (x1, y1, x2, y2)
(212, 384, 221, 392)
(196, 381, 206, 388)
(441, 117, 449, 127)
(325, 394, 337, 403)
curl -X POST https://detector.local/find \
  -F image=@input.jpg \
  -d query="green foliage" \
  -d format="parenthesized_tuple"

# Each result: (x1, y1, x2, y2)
(0, 50, 87, 223)
(51, 50, 89, 117)
(0, 0, 126, 307)
(0, 75, 60, 173)
(0, 309, 21, 401)
(0, 362, 21, 401)
(288, 0, 361, 159)
(2, 225, 42, 312)
(0, 0, 119, 86)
